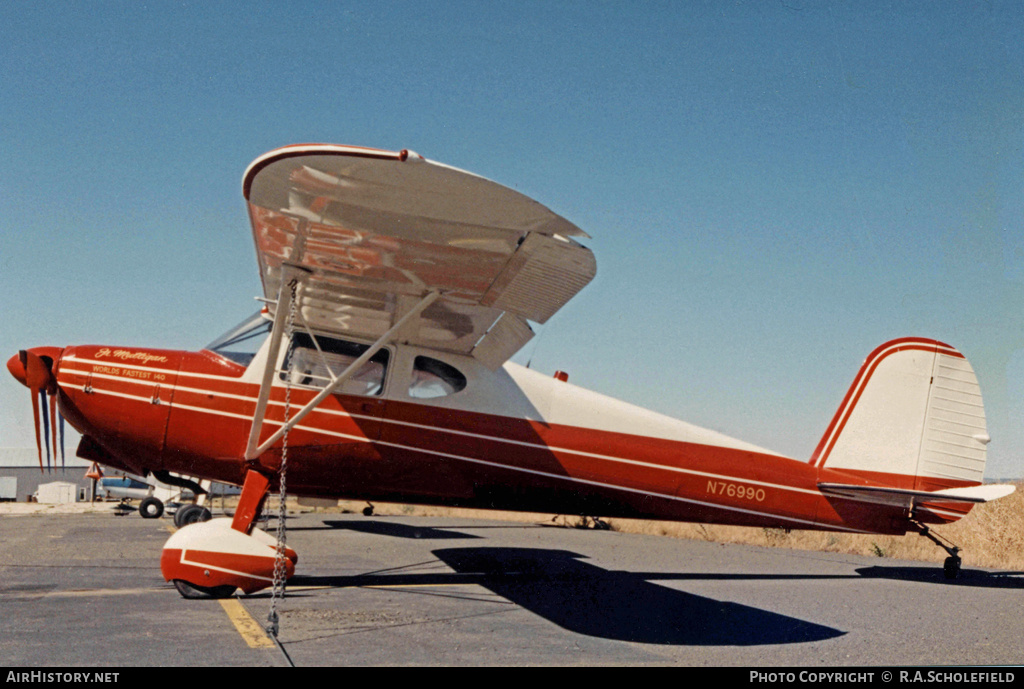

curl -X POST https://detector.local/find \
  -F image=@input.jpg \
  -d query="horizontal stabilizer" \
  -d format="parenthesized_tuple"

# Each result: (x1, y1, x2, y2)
(818, 482, 1016, 510)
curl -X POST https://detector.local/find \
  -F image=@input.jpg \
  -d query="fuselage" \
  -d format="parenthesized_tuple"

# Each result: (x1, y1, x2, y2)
(26, 330, 947, 538)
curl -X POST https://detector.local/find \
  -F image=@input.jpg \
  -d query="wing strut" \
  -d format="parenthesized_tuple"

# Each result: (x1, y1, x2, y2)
(244, 265, 305, 461)
(244, 281, 440, 460)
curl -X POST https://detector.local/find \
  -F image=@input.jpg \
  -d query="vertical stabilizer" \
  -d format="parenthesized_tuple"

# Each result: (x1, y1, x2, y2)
(811, 338, 989, 491)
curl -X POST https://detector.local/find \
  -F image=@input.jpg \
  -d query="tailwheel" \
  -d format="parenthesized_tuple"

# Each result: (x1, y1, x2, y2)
(913, 520, 962, 581)
(173, 579, 237, 599)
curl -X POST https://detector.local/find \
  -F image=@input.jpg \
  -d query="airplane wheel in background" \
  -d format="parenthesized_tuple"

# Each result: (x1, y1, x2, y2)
(174, 504, 212, 527)
(172, 505, 194, 527)
(139, 497, 164, 519)
(172, 579, 237, 599)
(944, 556, 961, 580)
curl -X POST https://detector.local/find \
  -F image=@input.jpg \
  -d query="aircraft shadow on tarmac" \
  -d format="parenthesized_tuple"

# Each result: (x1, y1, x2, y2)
(320, 520, 483, 540)
(855, 565, 1024, 588)
(291, 546, 844, 646)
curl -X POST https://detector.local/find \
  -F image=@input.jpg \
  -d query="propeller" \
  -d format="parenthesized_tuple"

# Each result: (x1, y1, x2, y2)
(7, 348, 65, 473)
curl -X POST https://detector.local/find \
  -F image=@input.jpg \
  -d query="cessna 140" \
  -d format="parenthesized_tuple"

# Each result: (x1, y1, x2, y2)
(7, 143, 1015, 598)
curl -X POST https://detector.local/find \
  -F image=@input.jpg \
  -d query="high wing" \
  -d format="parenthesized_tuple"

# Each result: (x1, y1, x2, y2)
(243, 144, 597, 369)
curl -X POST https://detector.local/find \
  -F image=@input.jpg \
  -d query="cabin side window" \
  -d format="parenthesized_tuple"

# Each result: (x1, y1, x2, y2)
(409, 356, 467, 399)
(281, 332, 389, 396)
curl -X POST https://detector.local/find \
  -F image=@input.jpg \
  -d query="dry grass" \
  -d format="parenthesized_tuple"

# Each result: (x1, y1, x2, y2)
(314, 481, 1024, 572)
(601, 486, 1024, 571)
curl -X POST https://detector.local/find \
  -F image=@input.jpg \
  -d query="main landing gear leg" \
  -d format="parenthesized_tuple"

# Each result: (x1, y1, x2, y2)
(912, 521, 962, 580)
(232, 469, 272, 533)
(160, 469, 298, 598)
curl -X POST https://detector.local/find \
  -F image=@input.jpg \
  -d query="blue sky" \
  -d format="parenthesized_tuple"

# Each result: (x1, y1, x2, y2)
(2, 1, 1022, 478)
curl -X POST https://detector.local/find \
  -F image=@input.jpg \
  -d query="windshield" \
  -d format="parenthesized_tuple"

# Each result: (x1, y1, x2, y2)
(205, 311, 272, 366)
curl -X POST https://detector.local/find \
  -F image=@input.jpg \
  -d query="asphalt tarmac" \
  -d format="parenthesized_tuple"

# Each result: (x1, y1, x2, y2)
(2, 506, 1023, 667)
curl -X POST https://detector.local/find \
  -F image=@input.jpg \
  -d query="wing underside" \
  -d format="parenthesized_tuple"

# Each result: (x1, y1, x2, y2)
(243, 144, 596, 368)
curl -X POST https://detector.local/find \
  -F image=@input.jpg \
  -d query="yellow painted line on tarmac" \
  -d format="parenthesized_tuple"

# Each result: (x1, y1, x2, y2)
(219, 598, 276, 649)
(3, 587, 166, 600)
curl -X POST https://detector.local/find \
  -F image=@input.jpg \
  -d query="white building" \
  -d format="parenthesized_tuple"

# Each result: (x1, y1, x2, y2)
(36, 481, 79, 504)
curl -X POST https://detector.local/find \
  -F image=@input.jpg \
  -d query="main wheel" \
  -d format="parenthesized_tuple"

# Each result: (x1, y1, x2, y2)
(139, 497, 164, 519)
(943, 556, 961, 580)
(173, 579, 237, 599)
(174, 504, 212, 527)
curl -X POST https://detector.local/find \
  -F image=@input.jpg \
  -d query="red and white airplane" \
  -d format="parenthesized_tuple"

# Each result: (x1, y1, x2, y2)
(7, 144, 1015, 597)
